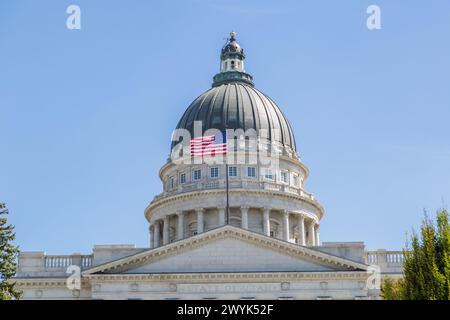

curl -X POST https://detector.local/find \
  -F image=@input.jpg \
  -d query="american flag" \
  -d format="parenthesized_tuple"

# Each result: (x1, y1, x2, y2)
(190, 131, 227, 157)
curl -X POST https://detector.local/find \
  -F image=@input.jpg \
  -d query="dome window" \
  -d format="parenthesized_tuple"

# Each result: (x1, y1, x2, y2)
(228, 166, 237, 177)
(192, 169, 201, 181)
(179, 172, 186, 184)
(247, 167, 256, 178)
(210, 167, 219, 178)
(263, 168, 274, 180)
(293, 174, 299, 187)
(280, 171, 289, 184)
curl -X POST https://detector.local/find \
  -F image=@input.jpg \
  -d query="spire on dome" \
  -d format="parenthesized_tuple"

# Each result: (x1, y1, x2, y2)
(212, 32, 253, 87)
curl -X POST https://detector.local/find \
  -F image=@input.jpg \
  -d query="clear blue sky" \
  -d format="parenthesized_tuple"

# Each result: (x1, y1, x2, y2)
(1, 1, 449, 254)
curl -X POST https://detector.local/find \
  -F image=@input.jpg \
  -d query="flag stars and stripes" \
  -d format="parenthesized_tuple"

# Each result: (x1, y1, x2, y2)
(190, 132, 228, 157)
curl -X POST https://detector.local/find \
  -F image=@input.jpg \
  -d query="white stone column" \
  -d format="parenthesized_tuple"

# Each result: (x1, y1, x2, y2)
(218, 207, 226, 226)
(177, 211, 184, 240)
(241, 206, 249, 229)
(315, 224, 320, 246)
(263, 207, 270, 236)
(308, 221, 316, 246)
(163, 216, 170, 245)
(196, 208, 204, 234)
(149, 225, 154, 248)
(282, 210, 290, 241)
(153, 221, 160, 247)
(298, 214, 306, 246)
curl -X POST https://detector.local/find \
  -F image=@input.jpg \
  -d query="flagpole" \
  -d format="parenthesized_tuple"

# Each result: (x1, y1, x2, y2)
(226, 161, 229, 225)
(225, 128, 229, 225)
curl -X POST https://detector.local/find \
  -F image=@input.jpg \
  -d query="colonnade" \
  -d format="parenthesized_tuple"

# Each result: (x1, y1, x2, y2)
(149, 207, 320, 249)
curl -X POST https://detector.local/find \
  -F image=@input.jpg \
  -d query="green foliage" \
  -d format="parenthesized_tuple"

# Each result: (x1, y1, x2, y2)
(383, 208, 450, 300)
(0, 203, 21, 300)
(381, 277, 404, 300)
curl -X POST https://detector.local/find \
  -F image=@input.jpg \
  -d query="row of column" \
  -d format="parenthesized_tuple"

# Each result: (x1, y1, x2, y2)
(149, 207, 320, 248)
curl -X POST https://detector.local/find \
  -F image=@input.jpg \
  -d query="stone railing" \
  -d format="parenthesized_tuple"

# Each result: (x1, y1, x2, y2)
(154, 179, 315, 202)
(44, 254, 93, 270)
(17, 252, 94, 275)
(365, 250, 404, 275)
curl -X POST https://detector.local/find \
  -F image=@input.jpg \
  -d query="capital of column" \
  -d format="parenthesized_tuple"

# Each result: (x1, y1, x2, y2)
(195, 207, 204, 213)
(176, 210, 184, 216)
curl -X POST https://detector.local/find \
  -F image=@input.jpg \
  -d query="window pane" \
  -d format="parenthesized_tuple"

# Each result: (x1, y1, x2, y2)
(193, 169, 201, 180)
(281, 171, 288, 183)
(210, 167, 219, 178)
(247, 167, 256, 177)
(264, 169, 273, 180)
(228, 166, 237, 177)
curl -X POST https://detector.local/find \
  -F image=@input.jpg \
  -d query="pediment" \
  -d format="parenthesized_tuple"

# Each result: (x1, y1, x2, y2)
(83, 226, 367, 275)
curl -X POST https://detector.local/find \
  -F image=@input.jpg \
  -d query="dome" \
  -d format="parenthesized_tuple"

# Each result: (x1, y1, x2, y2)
(172, 82, 297, 152)
(171, 32, 297, 153)
(221, 31, 244, 55)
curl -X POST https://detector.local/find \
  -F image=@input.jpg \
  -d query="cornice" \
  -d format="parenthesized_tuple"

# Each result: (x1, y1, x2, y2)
(145, 188, 324, 221)
(13, 278, 90, 288)
(86, 271, 369, 283)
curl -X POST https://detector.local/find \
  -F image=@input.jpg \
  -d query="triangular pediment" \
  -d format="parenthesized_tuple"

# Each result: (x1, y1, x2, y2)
(83, 226, 368, 275)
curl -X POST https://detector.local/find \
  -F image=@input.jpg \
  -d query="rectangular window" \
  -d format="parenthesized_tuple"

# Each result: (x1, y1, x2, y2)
(180, 173, 186, 184)
(210, 167, 219, 178)
(247, 166, 256, 178)
(193, 169, 201, 181)
(228, 166, 237, 177)
(264, 168, 273, 180)
(281, 171, 288, 183)
(170, 177, 175, 189)
(293, 174, 299, 187)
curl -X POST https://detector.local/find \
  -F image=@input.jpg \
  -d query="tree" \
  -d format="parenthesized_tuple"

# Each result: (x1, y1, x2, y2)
(381, 277, 404, 300)
(382, 208, 450, 300)
(0, 202, 21, 300)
